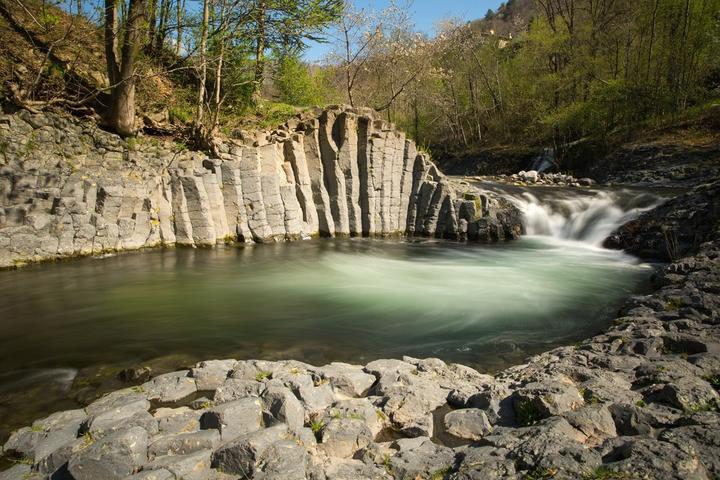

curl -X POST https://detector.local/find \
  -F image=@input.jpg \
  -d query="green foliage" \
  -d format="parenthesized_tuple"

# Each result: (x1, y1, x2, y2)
(515, 398, 542, 427)
(273, 53, 326, 106)
(583, 467, 633, 480)
(309, 420, 324, 433)
(523, 467, 558, 479)
(431, 466, 452, 480)
(169, 106, 193, 125)
(665, 298, 684, 311)
(255, 370, 272, 381)
(635, 400, 646, 408)
(703, 374, 720, 390)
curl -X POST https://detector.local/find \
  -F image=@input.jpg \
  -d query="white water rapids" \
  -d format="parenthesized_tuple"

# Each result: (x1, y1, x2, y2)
(486, 184, 667, 246)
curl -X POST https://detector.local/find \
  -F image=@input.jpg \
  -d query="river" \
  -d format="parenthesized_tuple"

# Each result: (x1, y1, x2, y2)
(0, 182, 673, 441)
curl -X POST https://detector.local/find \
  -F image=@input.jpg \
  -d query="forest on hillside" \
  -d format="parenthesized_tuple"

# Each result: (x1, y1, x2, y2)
(1, 0, 719, 155)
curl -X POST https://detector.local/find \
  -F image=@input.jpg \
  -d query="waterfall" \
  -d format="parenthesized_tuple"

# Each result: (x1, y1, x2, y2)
(502, 188, 665, 246)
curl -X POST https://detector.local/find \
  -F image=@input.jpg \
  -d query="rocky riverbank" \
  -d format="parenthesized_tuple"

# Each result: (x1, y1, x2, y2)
(1, 181, 719, 479)
(0, 107, 521, 269)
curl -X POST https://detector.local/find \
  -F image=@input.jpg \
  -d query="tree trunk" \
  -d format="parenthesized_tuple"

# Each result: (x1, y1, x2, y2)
(253, 0, 266, 100)
(196, 0, 210, 123)
(211, 0, 228, 131)
(147, 0, 158, 49)
(105, 0, 148, 137)
(154, 0, 170, 52)
(175, 0, 184, 56)
(104, 0, 120, 86)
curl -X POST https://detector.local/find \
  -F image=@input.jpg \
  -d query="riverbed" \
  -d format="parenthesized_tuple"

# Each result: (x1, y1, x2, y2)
(0, 184, 669, 442)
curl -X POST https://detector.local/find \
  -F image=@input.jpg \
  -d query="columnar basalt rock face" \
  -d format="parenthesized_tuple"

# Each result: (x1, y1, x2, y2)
(0, 106, 521, 268)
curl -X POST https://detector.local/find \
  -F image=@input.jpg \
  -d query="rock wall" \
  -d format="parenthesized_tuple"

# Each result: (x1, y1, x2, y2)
(0, 106, 521, 268)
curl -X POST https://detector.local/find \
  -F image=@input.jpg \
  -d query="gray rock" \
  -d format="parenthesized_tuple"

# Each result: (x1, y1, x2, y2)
(68, 426, 148, 480)
(143, 371, 198, 403)
(200, 397, 263, 441)
(214, 378, 265, 402)
(143, 449, 212, 480)
(190, 359, 236, 391)
(262, 384, 306, 431)
(315, 363, 376, 397)
(154, 407, 201, 434)
(211, 424, 289, 476)
(389, 437, 455, 480)
(444, 408, 493, 441)
(253, 440, 308, 480)
(319, 417, 374, 458)
(452, 447, 515, 480)
(512, 377, 584, 424)
(124, 468, 175, 480)
(148, 430, 220, 458)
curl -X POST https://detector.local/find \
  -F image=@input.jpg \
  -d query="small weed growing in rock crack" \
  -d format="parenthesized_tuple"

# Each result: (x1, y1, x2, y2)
(515, 399, 542, 426)
(635, 399, 647, 408)
(309, 420, 324, 435)
(255, 370, 272, 381)
(382, 454, 394, 474)
(685, 400, 719, 413)
(703, 374, 720, 390)
(665, 297, 684, 311)
(523, 467, 558, 479)
(431, 466, 452, 480)
(583, 466, 633, 479)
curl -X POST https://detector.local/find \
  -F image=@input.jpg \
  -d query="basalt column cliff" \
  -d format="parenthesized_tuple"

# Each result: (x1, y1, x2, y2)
(0, 106, 521, 268)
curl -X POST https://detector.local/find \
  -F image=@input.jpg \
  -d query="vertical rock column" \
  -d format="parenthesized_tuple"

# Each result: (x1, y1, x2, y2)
(239, 147, 273, 242)
(302, 120, 335, 236)
(284, 134, 320, 236)
(319, 110, 350, 236)
(397, 140, 417, 233)
(336, 112, 363, 235)
(219, 151, 253, 242)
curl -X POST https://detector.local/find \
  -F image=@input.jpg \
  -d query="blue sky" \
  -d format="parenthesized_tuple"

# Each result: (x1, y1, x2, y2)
(304, 0, 504, 62)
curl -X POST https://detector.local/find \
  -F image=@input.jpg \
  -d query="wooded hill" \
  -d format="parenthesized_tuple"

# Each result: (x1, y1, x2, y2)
(1, 0, 719, 169)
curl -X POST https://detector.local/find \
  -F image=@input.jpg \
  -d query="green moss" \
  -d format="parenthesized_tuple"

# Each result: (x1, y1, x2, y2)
(255, 370, 272, 381)
(635, 399, 646, 408)
(130, 385, 145, 393)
